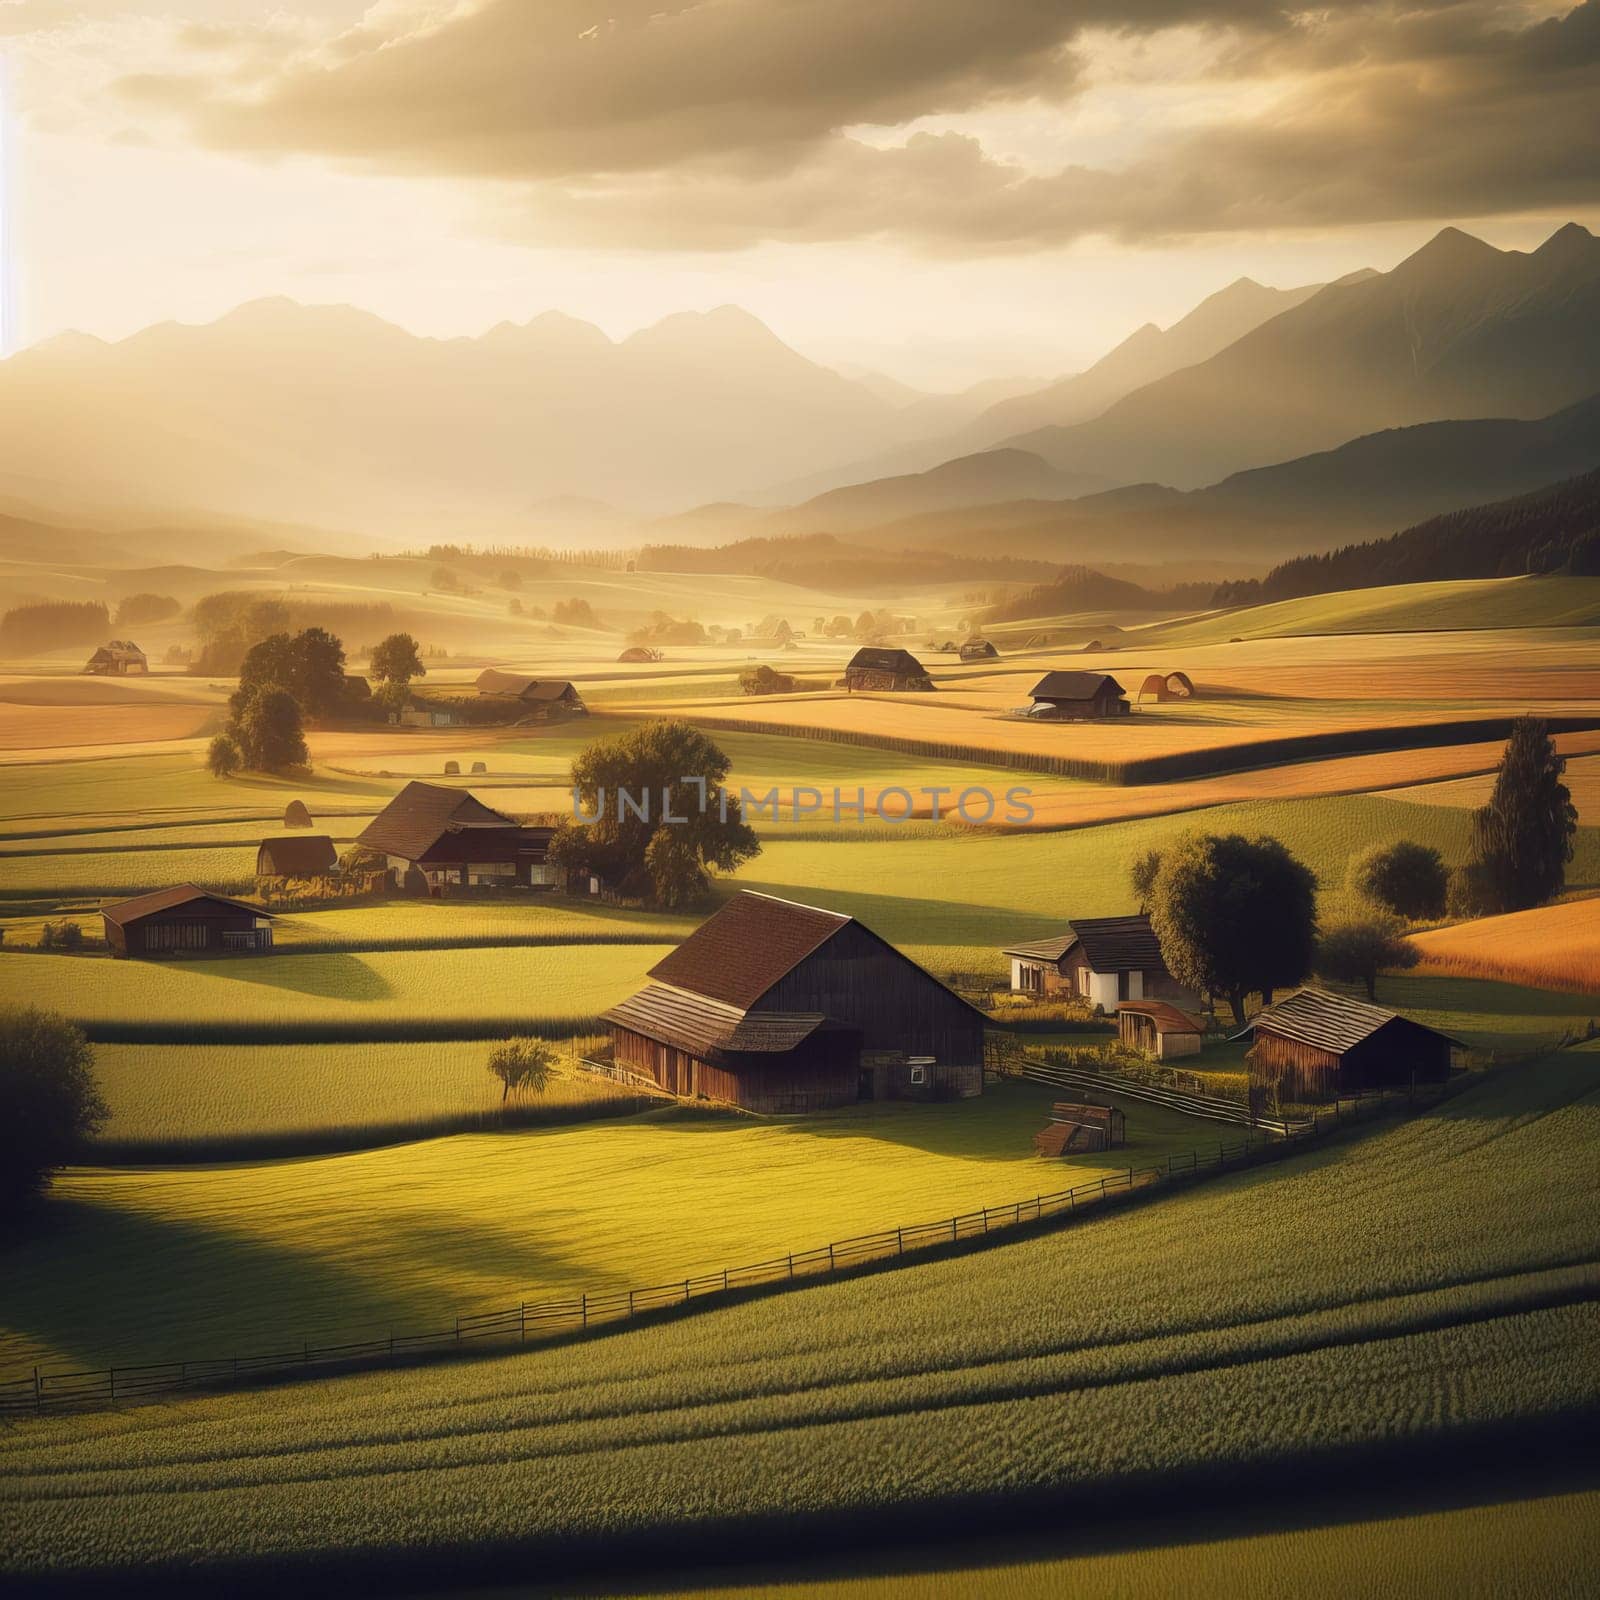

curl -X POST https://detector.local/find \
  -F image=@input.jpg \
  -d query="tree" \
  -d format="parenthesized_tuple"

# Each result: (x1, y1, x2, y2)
(552, 597, 600, 628)
(487, 1037, 557, 1103)
(233, 687, 308, 772)
(1347, 840, 1449, 922)
(114, 593, 180, 627)
(548, 721, 760, 906)
(1468, 717, 1577, 912)
(1315, 917, 1418, 1001)
(0, 1006, 107, 1216)
(234, 627, 347, 721)
(1148, 832, 1318, 1027)
(206, 733, 241, 778)
(1129, 848, 1163, 910)
(370, 632, 425, 701)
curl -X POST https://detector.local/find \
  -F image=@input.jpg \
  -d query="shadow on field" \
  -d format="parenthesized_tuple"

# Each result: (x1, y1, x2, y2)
(169, 952, 396, 1002)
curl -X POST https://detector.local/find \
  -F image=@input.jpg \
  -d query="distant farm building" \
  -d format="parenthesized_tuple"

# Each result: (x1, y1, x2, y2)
(959, 638, 1000, 661)
(1117, 1000, 1203, 1060)
(1137, 671, 1196, 704)
(357, 781, 558, 892)
(841, 647, 934, 692)
(82, 640, 147, 676)
(618, 646, 663, 663)
(103, 886, 275, 959)
(255, 835, 338, 879)
(1026, 672, 1129, 720)
(604, 890, 986, 1113)
(1235, 988, 1461, 1105)
(1003, 914, 1196, 1013)
(474, 670, 588, 720)
(1033, 1102, 1125, 1156)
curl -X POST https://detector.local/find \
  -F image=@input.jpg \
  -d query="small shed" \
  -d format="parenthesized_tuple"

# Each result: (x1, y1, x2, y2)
(1234, 987, 1461, 1104)
(841, 648, 933, 692)
(1027, 671, 1129, 720)
(83, 641, 147, 676)
(103, 885, 275, 959)
(959, 638, 1000, 662)
(256, 835, 338, 878)
(1117, 1000, 1202, 1060)
(1137, 671, 1195, 704)
(1033, 1102, 1125, 1155)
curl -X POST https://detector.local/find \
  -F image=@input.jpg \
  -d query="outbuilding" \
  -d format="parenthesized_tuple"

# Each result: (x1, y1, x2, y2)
(103, 885, 275, 958)
(1234, 987, 1461, 1104)
(256, 835, 339, 879)
(605, 890, 986, 1112)
(474, 670, 588, 720)
(357, 781, 557, 891)
(841, 647, 933, 692)
(83, 640, 147, 676)
(1003, 913, 1197, 1012)
(1026, 671, 1129, 719)
(1117, 1000, 1203, 1060)
(959, 638, 1000, 661)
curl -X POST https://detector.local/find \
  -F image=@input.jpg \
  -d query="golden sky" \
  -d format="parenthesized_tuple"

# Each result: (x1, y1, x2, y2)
(5, 1, 1599, 385)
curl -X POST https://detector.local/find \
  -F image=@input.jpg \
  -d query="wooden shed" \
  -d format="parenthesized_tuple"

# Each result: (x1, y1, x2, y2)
(604, 890, 986, 1113)
(103, 885, 275, 959)
(1033, 1102, 1125, 1155)
(357, 781, 558, 891)
(256, 835, 338, 879)
(1117, 1000, 1202, 1060)
(474, 670, 588, 720)
(959, 638, 1000, 661)
(1027, 671, 1129, 719)
(1004, 913, 1197, 1012)
(841, 648, 934, 693)
(1234, 987, 1461, 1105)
(82, 640, 147, 676)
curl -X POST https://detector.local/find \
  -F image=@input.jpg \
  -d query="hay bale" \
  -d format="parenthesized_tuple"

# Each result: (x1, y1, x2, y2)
(443, 760, 460, 776)
(283, 800, 312, 829)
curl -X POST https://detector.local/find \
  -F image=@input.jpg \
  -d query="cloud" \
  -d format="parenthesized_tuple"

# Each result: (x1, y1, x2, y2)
(115, 0, 1600, 251)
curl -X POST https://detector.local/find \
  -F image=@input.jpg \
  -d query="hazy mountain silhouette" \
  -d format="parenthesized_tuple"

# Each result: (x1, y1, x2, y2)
(0, 300, 921, 536)
(996, 224, 1600, 489)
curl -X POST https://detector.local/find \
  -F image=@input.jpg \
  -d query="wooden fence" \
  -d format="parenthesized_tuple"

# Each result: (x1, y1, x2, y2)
(0, 1088, 1437, 1420)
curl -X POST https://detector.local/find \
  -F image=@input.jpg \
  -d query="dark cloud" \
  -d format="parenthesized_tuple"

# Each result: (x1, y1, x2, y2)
(119, 1, 1600, 250)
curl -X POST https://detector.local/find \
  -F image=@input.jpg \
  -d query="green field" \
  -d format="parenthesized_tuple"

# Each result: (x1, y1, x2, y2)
(0, 1078, 1218, 1373)
(3, 1053, 1595, 1592)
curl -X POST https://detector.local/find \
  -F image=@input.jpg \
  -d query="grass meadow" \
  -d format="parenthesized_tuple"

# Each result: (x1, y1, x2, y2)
(2, 1053, 1595, 1592)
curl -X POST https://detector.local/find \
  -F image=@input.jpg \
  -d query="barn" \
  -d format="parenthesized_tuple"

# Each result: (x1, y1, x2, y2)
(82, 640, 147, 676)
(1117, 1000, 1203, 1060)
(1026, 671, 1129, 719)
(474, 670, 588, 720)
(357, 781, 558, 891)
(604, 890, 987, 1112)
(959, 638, 1000, 661)
(1003, 914, 1196, 1012)
(841, 647, 934, 692)
(1235, 987, 1461, 1104)
(256, 835, 338, 879)
(103, 885, 275, 958)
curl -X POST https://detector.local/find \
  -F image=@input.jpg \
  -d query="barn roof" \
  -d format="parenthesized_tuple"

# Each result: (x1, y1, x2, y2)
(1232, 987, 1462, 1052)
(357, 781, 518, 859)
(603, 983, 831, 1061)
(475, 669, 579, 700)
(102, 884, 273, 927)
(1002, 913, 1164, 973)
(845, 647, 926, 676)
(256, 835, 338, 876)
(1002, 933, 1076, 962)
(1031, 671, 1125, 701)
(1117, 999, 1202, 1035)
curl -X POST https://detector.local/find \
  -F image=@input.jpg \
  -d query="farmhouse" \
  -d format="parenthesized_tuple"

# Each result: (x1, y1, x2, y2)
(959, 638, 1000, 661)
(474, 670, 588, 720)
(1235, 987, 1461, 1103)
(1117, 1000, 1203, 1060)
(103, 885, 275, 958)
(255, 835, 338, 879)
(82, 640, 147, 675)
(1003, 913, 1197, 1012)
(604, 890, 987, 1112)
(841, 647, 934, 692)
(1027, 671, 1129, 719)
(357, 781, 558, 891)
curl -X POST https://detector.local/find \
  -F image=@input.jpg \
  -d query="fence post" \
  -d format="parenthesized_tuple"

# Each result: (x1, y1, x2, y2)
(787, 1253, 794, 1279)
(519, 1304, 526, 1343)
(896, 1227, 904, 1255)
(581, 1293, 588, 1328)
(827, 1243, 836, 1272)
(33, 1367, 41, 1414)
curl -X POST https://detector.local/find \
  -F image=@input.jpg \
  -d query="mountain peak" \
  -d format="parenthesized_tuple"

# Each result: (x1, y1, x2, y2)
(1397, 226, 1501, 275)
(1533, 221, 1596, 262)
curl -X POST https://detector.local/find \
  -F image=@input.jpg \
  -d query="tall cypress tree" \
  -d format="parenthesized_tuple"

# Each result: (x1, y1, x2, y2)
(1470, 717, 1577, 912)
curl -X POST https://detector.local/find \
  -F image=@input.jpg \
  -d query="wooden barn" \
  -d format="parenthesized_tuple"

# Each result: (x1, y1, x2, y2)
(1137, 670, 1195, 704)
(1235, 988, 1461, 1104)
(474, 670, 588, 720)
(1004, 914, 1197, 1013)
(255, 835, 338, 879)
(1026, 671, 1129, 719)
(82, 640, 147, 676)
(103, 886, 275, 958)
(1033, 1102, 1125, 1156)
(604, 890, 986, 1113)
(959, 638, 1000, 661)
(357, 781, 558, 891)
(1117, 1000, 1203, 1060)
(841, 647, 934, 692)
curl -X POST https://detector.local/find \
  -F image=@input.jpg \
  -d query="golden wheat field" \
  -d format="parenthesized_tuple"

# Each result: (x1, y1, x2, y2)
(1408, 897, 1600, 995)
(1382, 753, 1600, 826)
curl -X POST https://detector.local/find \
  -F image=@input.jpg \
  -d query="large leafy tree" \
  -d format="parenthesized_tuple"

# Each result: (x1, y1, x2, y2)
(549, 721, 759, 906)
(232, 686, 308, 773)
(1347, 840, 1449, 922)
(370, 632, 425, 707)
(1469, 717, 1577, 912)
(233, 628, 347, 721)
(0, 1006, 107, 1216)
(1149, 833, 1319, 1027)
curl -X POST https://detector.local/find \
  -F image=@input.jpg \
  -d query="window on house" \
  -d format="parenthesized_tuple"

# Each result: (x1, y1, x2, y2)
(909, 1065, 928, 1085)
